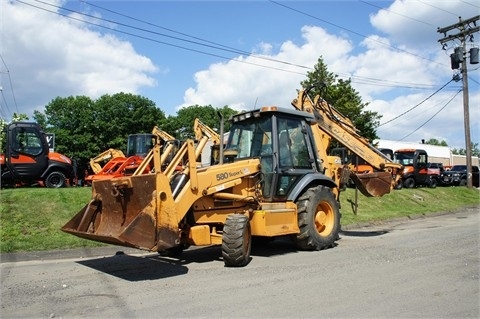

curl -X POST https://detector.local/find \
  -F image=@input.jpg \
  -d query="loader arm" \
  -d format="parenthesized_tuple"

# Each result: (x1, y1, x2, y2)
(151, 126, 175, 143)
(62, 118, 262, 252)
(89, 149, 125, 174)
(193, 118, 221, 145)
(291, 88, 403, 196)
(133, 126, 179, 175)
(61, 131, 261, 251)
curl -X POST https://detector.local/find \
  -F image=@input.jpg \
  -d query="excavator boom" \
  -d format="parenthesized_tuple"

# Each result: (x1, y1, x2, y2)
(291, 87, 402, 196)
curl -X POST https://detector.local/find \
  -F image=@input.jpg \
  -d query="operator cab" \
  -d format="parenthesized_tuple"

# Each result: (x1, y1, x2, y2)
(2, 122, 49, 183)
(224, 106, 320, 201)
(126, 134, 157, 158)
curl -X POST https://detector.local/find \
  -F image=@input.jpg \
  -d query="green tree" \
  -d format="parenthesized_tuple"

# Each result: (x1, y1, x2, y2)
(1, 113, 30, 153)
(452, 142, 480, 156)
(163, 105, 237, 140)
(33, 93, 166, 176)
(424, 138, 448, 146)
(93, 93, 166, 151)
(301, 57, 381, 143)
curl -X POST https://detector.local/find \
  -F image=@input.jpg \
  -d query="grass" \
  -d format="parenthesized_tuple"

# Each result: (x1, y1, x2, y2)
(339, 186, 480, 225)
(0, 187, 103, 253)
(1, 185, 479, 253)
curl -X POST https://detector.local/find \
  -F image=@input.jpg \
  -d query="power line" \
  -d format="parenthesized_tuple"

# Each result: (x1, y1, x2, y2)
(33, 0, 311, 72)
(268, 0, 446, 68)
(16, 0, 307, 76)
(460, 1, 480, 9)
(469, 75, 479, 86)
(10, 0, 471, 121)
(0, 90, 13, 119)
(81, 0, 458, 90)
(398, 88, 462, 141)
(80, 1, 251, 57)
(360, 1, 436, 28)
(21, 0, 447, 91)
(378, 79, 454, 127)
(418, 0, 461, 18)
(0, 54, 19, 115)
(71, 0, 444, 89)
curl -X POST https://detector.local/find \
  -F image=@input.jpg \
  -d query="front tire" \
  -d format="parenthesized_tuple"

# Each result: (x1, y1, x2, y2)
(294, 186, 341, 251)
(45, 171, 66, 188)
(222, 214, 251, 267)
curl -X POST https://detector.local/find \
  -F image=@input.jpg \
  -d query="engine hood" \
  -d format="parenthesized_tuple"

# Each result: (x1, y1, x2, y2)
(48, 152, 72, 165)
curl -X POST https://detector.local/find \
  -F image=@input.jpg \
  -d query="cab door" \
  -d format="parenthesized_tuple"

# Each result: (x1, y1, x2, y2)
(413, 150, 429, 185)
(272, 116, 315, 200)
(5, 123, 49, 181)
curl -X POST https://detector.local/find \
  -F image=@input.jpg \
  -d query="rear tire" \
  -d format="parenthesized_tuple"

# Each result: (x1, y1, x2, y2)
(394, 180, 403, 190)
(428, 177, 438, 188)
(403, 177, 415, 189)
(45, 171, 66, 188)
(222, 214, 251, 267)
(294, 186, 340, 251)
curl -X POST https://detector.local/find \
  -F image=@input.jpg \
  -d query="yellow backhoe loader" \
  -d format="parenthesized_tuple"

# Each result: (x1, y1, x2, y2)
(62, 85, 402, 267)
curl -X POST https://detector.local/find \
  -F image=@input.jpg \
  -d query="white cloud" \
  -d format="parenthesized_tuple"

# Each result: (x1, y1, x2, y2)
(181, 25, 353, 111)
(369, 0, 476, 50)
(1, 0, 477, 151)
(181, 1, 478, 149)
(0, 0, 157, 119)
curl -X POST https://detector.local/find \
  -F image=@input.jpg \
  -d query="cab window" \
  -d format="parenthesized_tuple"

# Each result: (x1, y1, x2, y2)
(12, 127, 43, 156)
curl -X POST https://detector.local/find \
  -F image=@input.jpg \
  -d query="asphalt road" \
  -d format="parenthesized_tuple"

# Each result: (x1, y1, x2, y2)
(1, 207, 479, 319)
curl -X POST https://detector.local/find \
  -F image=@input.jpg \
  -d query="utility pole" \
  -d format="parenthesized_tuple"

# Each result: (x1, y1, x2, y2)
(438, 16, 479, 189)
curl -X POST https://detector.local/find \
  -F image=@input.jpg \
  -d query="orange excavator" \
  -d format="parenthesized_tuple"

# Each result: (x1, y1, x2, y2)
(85, 127, 177, 185)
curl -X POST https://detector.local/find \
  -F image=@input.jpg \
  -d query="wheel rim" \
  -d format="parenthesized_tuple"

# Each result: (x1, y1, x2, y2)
(314, 201, 334, 236)
(52, 177, 60, 186)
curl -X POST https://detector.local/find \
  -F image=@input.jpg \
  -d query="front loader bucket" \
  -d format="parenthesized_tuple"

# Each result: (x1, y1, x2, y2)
(350, 171, 393, 197)
(61, 173, 179, 252)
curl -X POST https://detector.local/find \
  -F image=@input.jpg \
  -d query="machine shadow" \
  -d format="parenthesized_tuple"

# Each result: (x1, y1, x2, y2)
(250, 235, 300, 257)
(77, 253, 189, 281)
(77, 245, 224, 281)
(339, 229, 389, 237)
(77, 237, 303, 281)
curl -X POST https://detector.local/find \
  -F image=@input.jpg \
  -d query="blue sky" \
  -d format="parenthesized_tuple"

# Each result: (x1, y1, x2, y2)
(1, 0, 479, 149)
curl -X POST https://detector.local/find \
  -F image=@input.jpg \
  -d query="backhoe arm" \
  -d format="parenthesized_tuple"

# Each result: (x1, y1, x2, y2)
(291, 88, 402, 196)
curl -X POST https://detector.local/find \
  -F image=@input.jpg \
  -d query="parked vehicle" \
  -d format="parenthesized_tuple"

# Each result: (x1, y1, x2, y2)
(441, 165, 479, 187)
(1, 122, 74, 188)
(427, 162, 445, 176)
(394, 149, 439, 188)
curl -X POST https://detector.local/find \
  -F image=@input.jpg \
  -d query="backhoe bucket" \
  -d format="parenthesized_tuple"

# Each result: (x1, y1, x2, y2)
(350, 171, 393, 197)
(61, 173, 179, 252)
